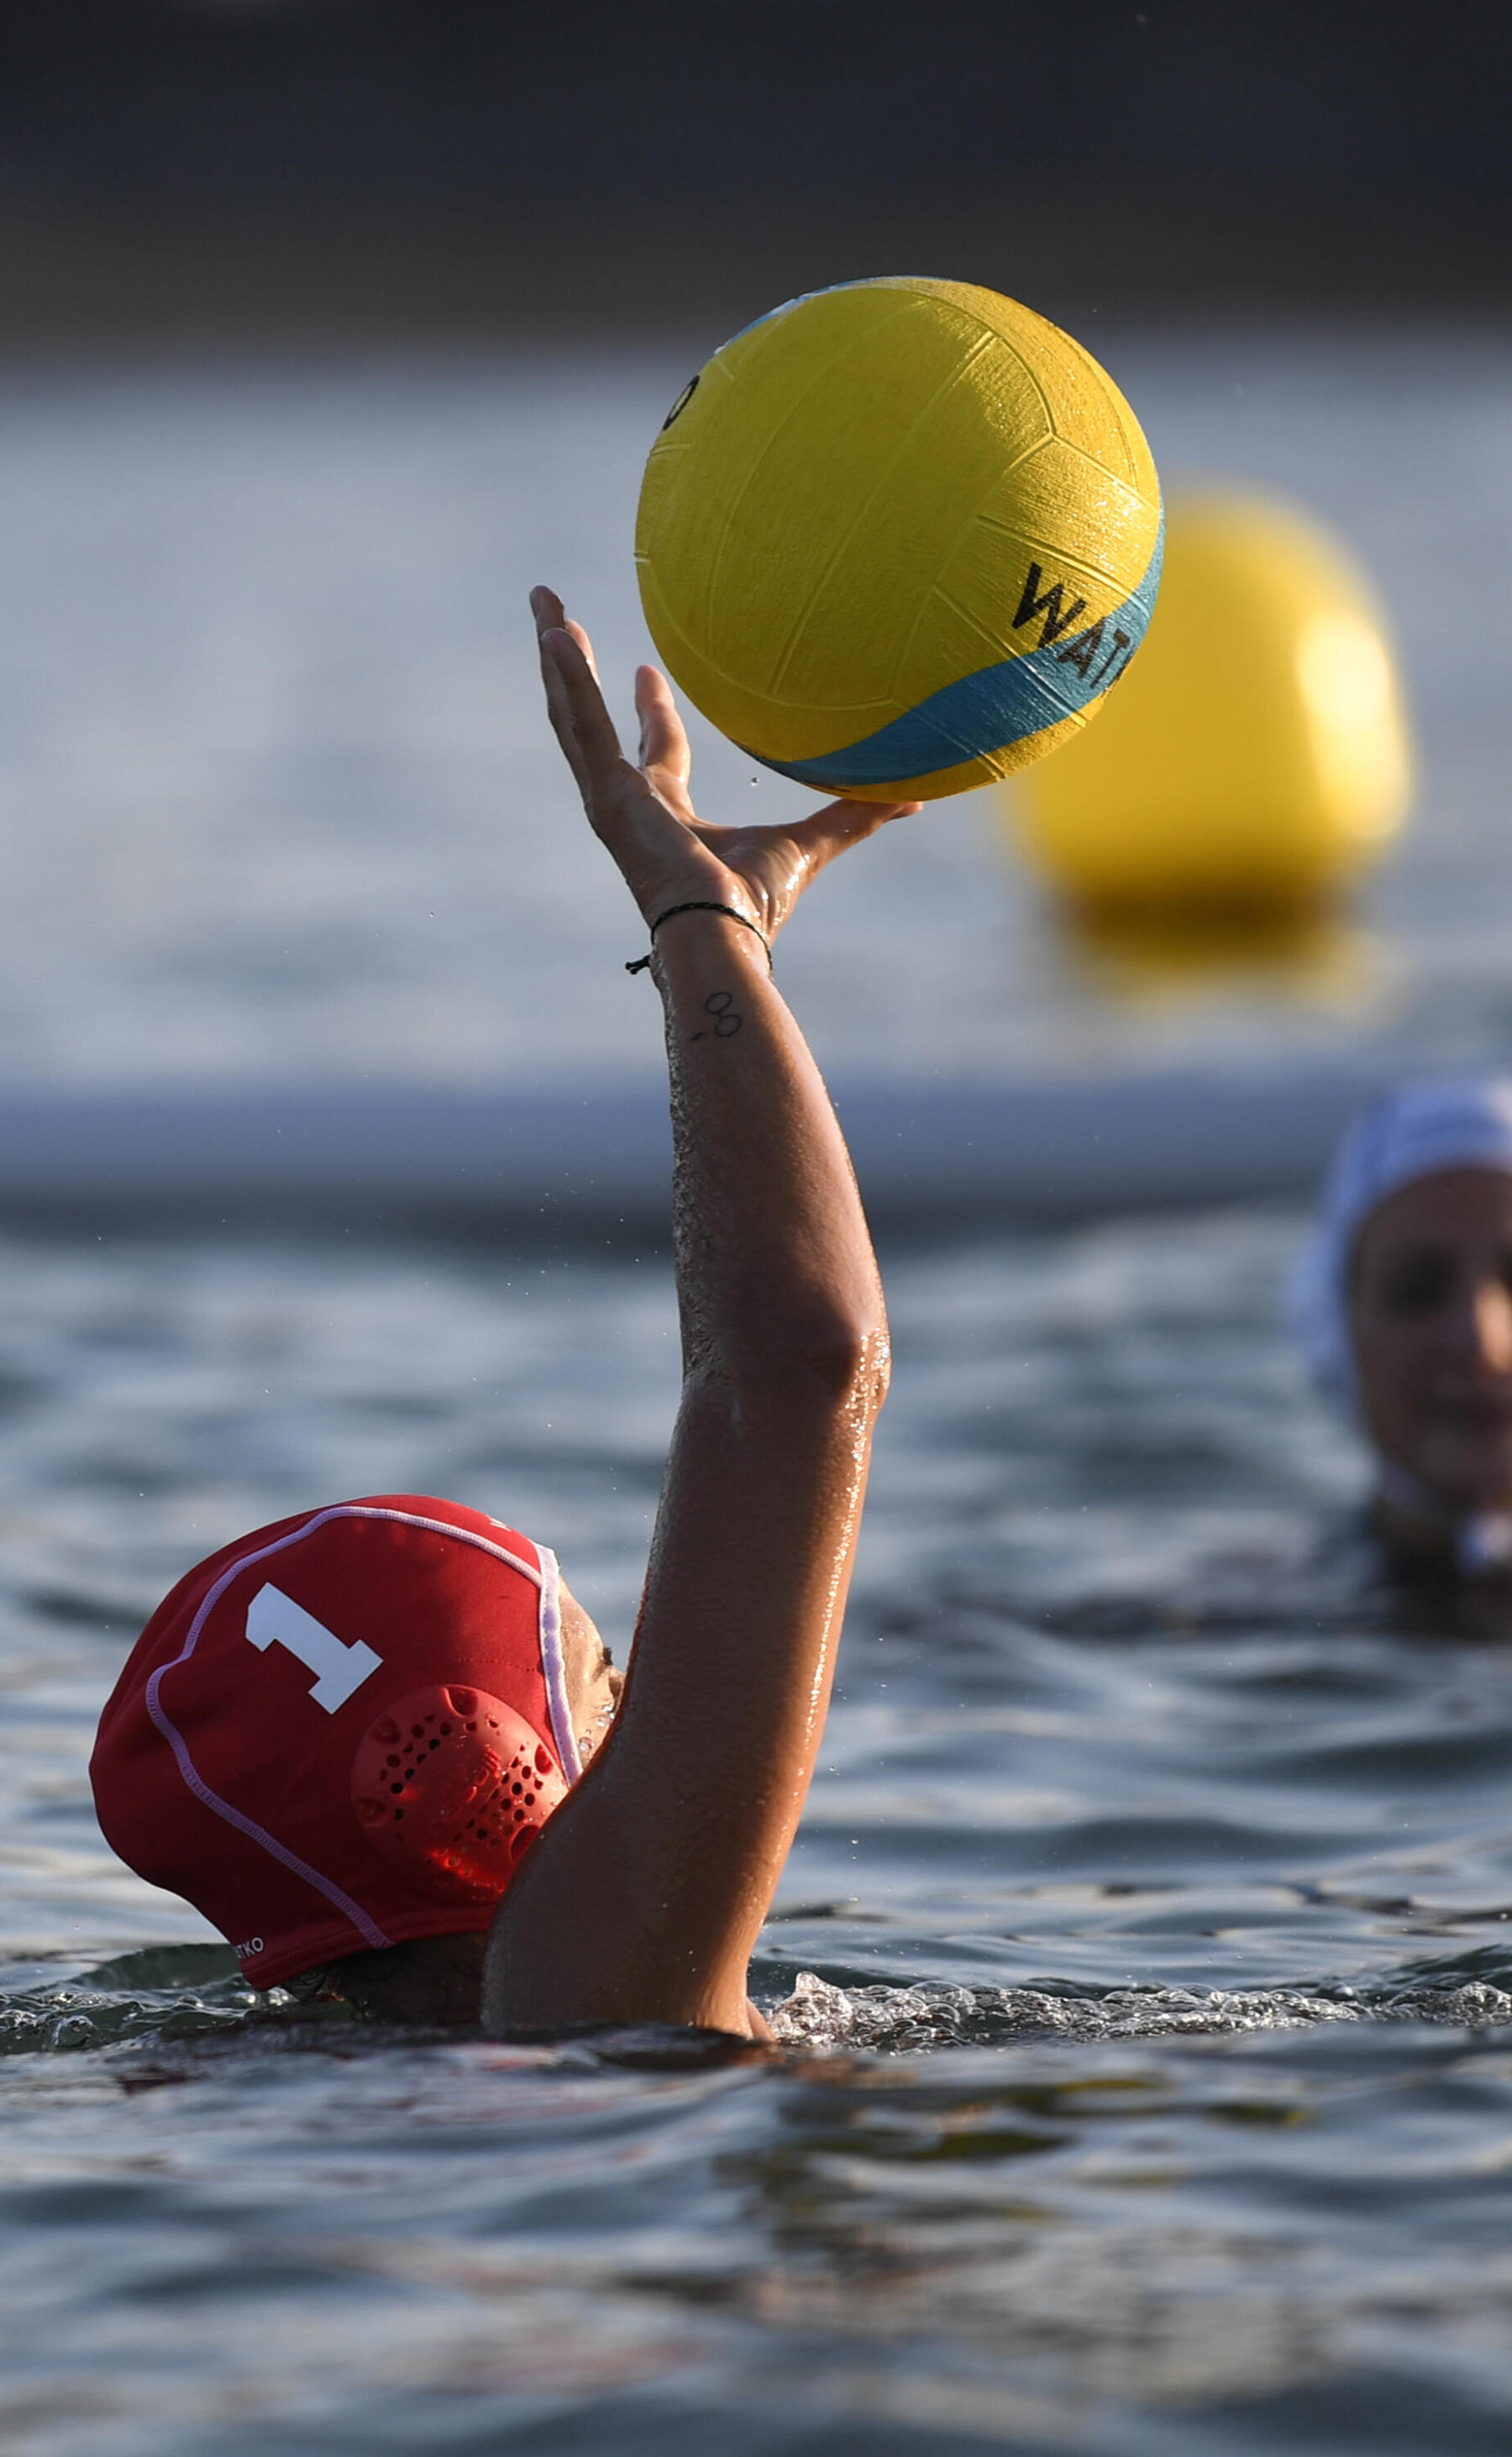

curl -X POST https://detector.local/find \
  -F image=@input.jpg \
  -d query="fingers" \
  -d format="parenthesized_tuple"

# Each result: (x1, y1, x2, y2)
(528, 590, 921, 929)
(529, 584, 567, 639)
(531, 585, 602, 685)
(564, 617, 601, 685)
(533, 596, 588, 795)
(634, 664, 692, 790)
(535, 633, 595, 802)
(545, 632, 626, 810)
(531, 588, 624, 814)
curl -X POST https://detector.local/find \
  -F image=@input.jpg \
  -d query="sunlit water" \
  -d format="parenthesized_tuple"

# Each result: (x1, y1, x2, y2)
(3, 328, 1512, 2451)
(7, 1217, 1512, 2454)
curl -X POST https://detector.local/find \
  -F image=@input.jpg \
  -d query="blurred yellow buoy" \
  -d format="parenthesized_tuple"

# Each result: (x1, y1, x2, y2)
(1058, 896, 1389, 1013)
(1000, 492, 1413, 905)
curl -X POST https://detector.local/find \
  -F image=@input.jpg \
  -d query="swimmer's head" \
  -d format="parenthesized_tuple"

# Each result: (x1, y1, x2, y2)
(1294, 1080, 1512, 1521)
(90, 1497, 619, 2006)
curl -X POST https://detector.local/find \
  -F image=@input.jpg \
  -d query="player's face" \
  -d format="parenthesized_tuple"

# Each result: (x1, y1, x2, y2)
(1351, 1168, 1512, 1512)
(558, 1579, 622, 1767)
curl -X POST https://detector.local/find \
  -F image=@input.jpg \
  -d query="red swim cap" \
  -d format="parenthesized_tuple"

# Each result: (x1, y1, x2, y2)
(90, 1496, 582, 1990)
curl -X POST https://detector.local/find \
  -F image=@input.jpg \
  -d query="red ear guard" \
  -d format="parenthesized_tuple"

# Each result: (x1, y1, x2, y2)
(350, 1685, 569, 1900)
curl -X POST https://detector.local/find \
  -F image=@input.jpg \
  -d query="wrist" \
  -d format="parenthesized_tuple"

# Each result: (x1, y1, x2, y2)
(648, 909, 775, 1015)
(626, 900, 773, 981)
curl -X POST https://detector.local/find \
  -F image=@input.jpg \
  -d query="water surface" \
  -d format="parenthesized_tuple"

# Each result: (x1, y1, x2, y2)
(5, 1215, 1512, 2454)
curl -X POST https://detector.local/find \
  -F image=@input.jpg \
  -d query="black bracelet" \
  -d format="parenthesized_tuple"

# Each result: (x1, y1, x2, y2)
(626, 900, 773, 976)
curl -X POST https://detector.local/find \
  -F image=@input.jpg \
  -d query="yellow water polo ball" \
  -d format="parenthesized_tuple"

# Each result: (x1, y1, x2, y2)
(635, 276, 1163, 802)
(1001, 492, 1414, 904)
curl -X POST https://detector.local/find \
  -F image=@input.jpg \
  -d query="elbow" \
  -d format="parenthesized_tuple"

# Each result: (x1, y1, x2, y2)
(729, 1305, 891, 1420)
(837, 1320, 891, 1417)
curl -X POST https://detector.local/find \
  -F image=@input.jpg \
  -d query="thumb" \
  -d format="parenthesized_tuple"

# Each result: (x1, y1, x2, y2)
(783, 795, 922, 872)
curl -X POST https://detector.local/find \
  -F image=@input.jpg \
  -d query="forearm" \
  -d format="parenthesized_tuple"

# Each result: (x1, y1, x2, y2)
(485, 915, 886, 2032)
(612, 908, 887, 1982)
(653, 908, 887, 1386)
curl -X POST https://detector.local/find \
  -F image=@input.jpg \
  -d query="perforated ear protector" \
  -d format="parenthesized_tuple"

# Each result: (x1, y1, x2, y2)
(351, 1685, 568, 1899)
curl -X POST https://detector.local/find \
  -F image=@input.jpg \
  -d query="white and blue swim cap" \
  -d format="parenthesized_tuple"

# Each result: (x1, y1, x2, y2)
(1291, 1077, 1512, 1413)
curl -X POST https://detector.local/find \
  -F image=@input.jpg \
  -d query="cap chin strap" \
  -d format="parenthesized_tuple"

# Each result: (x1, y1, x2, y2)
(533, 1546, 582, 1782)
(1376, 1460, 1512, 1578)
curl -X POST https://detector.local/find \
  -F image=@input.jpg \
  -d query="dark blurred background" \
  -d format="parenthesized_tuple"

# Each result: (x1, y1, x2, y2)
(0, 0, 1507, 344)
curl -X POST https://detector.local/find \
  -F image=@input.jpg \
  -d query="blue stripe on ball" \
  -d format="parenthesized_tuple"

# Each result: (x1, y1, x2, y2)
(751, 520, 1165, 792)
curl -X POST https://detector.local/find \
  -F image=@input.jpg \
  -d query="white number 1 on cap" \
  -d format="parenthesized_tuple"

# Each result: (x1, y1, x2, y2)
(244, 1583, 383, 1713)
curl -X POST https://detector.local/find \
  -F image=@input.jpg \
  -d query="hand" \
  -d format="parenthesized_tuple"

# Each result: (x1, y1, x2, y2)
(532, 586, 920, 946)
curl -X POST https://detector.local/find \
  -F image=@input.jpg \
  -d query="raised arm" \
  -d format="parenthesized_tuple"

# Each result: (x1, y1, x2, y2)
(481, 591, 916, 2036)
